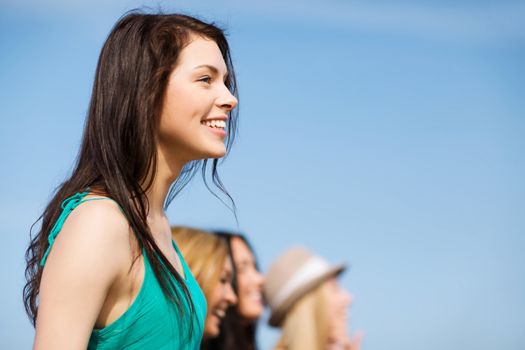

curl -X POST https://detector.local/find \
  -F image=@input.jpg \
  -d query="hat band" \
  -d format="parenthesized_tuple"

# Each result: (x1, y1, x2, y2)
(269, 256, 330, 310)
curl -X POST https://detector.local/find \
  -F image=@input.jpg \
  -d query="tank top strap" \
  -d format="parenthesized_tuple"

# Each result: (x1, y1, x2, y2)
(40, 191, 123, 267)
(171, 239, 182, 256)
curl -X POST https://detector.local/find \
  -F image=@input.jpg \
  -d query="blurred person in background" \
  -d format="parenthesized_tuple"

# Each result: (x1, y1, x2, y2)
(24, 11, 239, 349)
(205, 231, 265, 350)
(264, 246, 363, 350)
(172, 227, 238, 344)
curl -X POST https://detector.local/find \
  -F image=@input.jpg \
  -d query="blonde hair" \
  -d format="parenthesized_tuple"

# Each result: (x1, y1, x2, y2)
(275, 283, 330, 350)
(171, 226, 228, 302)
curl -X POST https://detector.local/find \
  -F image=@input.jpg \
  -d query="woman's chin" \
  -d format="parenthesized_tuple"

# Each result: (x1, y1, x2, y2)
(240, 306, 263, 321)
(187, 146, 226, 162)
(204, 146, 226, 159)
(204, 317, 221, 339)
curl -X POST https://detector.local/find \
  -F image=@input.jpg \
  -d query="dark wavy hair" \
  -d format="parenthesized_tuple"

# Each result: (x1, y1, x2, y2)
(23, 11, 239, 336)
(203, 231, 260, 350)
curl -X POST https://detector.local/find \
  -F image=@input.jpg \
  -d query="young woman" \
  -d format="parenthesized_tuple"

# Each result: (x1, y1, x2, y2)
(264, 246, 363, 350)
(23, 12, 239, 349)
(171, 227, 238, 343)
(205, 231, 265, 350)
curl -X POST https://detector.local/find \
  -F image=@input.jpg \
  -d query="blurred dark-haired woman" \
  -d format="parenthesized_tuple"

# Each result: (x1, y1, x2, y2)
(204, 231, 265, 350)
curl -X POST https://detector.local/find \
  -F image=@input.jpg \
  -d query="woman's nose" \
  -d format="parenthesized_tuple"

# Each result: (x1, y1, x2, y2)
(345, 291, 354, 306)
(254, 270, 265, 286)
(225, 284, 238, 305)
(218, 86, 238, 111)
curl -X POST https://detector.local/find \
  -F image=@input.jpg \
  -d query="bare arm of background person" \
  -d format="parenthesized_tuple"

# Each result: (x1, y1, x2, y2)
(344, 330, 364, 350)
(327, 331, 364, 350)
(328, 318, 364, 350)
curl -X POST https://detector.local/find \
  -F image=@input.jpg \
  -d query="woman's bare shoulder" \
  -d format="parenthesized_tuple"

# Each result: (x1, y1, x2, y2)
(44, 197, 134, 275)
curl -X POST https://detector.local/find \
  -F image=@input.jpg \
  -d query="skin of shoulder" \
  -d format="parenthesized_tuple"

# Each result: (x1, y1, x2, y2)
(34, 199, 133, 350)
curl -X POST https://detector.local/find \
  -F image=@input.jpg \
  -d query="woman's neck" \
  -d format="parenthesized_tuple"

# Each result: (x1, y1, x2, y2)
(146, 146, 185, 239)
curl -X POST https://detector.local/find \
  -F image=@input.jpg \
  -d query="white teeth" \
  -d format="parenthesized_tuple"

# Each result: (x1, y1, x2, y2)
(202, 120, 226, 129)
(247, 292, 262, 301)
(214, 309, 226, 318)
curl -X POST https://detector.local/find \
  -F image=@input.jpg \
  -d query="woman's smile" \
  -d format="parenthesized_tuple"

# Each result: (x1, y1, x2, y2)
(201, 116, 228, 138)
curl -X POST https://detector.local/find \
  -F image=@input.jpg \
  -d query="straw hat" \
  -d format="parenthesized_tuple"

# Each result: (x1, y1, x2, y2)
(264, 246, 346, 327)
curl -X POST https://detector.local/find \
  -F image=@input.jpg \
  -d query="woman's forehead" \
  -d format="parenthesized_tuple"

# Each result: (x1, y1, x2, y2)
(176, 37, 227, 73)
(231, 237, 254, 262)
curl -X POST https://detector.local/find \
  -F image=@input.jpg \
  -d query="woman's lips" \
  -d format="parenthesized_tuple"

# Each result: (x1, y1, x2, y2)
(244, 291, 263, 303)
(201, 120, 227, 138)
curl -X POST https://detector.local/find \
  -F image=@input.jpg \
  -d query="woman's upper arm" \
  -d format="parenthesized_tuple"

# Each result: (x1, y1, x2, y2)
(34, 200, 130, 350)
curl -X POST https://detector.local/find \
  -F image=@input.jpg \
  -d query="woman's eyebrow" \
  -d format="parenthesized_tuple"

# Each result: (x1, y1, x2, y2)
(193, 64, 229, 80)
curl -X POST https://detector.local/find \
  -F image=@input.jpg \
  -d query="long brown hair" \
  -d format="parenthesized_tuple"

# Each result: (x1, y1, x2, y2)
(23, 11, 239, 331)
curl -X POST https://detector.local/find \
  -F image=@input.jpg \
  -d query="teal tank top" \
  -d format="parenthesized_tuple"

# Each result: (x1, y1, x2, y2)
(40, 191, 207, 349)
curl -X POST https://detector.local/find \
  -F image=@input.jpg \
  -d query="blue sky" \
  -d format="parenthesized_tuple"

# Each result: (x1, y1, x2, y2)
(1, 1, 524, 349)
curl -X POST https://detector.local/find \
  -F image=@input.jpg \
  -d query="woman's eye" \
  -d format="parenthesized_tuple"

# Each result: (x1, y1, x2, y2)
(198, 76, 212, 84)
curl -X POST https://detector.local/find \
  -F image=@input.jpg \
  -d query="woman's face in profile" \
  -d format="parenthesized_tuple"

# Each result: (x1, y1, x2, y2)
(230, 237, 265, 321)
(324, 277, 352, 339)
(158, 36, 238, 163)
(204, 257, 237, 338)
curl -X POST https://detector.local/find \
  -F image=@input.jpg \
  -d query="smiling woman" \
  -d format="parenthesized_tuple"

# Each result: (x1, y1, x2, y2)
(171, 227, 238, 343)
(23, 10, 240, 350)
(206, 231, 265, 350)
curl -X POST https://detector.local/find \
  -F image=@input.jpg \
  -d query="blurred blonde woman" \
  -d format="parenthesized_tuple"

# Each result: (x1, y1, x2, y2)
(172, 227, 238, 344)
(264, 247, 363, 350)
